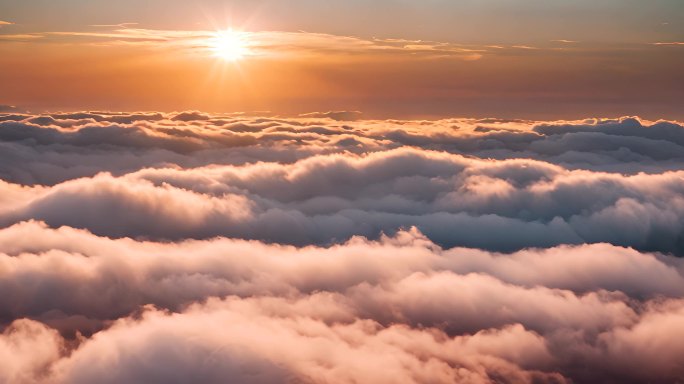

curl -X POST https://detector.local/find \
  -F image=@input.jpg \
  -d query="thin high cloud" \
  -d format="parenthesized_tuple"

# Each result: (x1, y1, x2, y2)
(652, 42, 684, 46)
(6, 25, 676, 62)
(1, 111, 684, 383)
(1, 27, 485, 60)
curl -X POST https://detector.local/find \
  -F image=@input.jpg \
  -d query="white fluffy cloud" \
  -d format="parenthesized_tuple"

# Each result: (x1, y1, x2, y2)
(1, 111, 683, 383)
(0, 223, 680, 383)
(0, 147, 682, 254)
(1, 113, 683, 185)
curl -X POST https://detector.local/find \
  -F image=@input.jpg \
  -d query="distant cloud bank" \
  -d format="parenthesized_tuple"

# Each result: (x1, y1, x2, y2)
(1, 111, 683, 383)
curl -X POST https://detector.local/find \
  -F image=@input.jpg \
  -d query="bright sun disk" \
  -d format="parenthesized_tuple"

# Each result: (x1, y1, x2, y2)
(210, 29, 250, 61)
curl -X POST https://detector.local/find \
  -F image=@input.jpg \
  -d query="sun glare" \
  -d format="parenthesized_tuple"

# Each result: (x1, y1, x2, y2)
(210, 29, 250, 61)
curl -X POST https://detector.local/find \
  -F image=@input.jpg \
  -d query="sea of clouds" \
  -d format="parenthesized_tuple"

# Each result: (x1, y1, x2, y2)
(1, 111, 683, 383)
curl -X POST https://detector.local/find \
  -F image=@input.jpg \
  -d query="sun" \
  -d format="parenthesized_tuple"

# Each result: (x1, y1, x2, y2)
(209, 29, 250, 61)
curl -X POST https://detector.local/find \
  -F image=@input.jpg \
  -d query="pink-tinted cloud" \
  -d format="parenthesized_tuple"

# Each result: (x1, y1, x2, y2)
(0, 111, 683, 383)
(0, 144, 683, 254)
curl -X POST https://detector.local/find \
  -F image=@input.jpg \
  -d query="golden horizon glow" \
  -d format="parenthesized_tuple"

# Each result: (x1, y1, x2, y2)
(209, 29, 251, 61)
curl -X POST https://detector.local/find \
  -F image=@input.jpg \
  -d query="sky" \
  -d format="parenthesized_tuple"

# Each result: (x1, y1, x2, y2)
(0, 0, 682, 118)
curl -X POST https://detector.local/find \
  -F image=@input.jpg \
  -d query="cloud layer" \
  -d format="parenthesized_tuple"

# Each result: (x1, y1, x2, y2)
(1, 113, 683, 186)
(1, 223, 684, 383)
(1, 111, 683, 383)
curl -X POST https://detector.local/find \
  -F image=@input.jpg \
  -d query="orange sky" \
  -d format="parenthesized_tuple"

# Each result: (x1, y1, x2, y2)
(0, 13, 682, 119)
